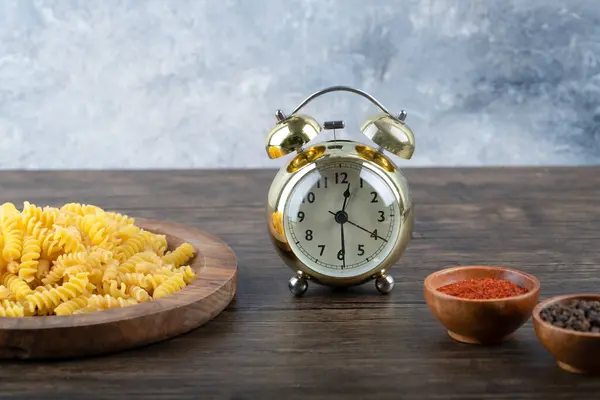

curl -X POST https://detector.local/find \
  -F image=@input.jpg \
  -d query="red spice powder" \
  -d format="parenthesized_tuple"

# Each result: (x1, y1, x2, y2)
(436, 278, 528, 299)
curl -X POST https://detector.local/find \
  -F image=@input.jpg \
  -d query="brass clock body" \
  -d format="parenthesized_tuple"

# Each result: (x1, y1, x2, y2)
(263, 86, 416, 296)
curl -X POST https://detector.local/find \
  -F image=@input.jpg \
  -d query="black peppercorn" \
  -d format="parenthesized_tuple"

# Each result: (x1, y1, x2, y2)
(540, 300, 600, 333)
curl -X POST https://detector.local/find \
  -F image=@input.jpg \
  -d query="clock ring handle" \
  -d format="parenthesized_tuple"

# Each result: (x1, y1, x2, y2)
(287, 85, 405, 121)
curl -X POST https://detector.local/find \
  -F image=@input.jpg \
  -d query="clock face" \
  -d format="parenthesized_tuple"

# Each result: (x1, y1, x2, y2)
(283, 160, 402, 278)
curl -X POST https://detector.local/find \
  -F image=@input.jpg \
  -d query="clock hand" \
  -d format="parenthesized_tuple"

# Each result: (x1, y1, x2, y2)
(346, 219, 388, 242)
(328, 211, 389, 243)
(340, 223, 346, 269)
(341, 183, 351, 211)
(346, 185, 360, 208)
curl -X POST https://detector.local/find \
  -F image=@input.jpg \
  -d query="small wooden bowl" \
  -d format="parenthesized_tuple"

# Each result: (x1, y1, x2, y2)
(533, 294, 600, 374)
(424, 266, 540, 344)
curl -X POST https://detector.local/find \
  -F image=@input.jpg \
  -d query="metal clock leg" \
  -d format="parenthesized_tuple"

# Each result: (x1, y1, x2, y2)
(288, 274, 308, 296)
(375, 274, 395, 294)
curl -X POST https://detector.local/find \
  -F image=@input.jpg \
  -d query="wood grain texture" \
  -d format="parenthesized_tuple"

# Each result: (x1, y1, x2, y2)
(0, 218, 237, 360)
(0, 167, 598, 399)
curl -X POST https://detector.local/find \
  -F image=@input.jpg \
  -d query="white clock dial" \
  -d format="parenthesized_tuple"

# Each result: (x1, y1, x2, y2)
(283, 160, 402, 278)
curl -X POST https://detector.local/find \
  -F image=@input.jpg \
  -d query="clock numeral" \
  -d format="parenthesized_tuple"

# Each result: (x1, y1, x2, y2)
(316, 177, 328, 189)
(370, 191, 378, 203)
(377, 211, 385, 222)
(337, 249, 345, 261)
(370, 229, 378, 240)
(318, 244, 325, 256)
(305, 230, 313, 241)
(302, 192, 316, 203)
(335, 172, 348, 184)
(297, 211, 305, 222)
(357, 244, 365, 256)
(360, 178, 364, 188)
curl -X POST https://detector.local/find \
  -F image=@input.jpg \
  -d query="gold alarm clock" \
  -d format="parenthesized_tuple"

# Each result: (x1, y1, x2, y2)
(265, 86, 415, 296)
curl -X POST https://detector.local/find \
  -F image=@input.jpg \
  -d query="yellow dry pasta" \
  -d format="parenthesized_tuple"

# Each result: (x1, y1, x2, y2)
(0, 202, 197, 317)
(162, 243, 196, 268)
(54, 295, 89, 316)
(0, 299, 25, 317)
(87, 294, 138, 310)
(128, 285, 151, 302)
(2, 215, 22, 262)
(18, 236, 41, 283)
(2, 272, 33, 302)
(0, 285, 13, 300)
(153, 272, 187, 299)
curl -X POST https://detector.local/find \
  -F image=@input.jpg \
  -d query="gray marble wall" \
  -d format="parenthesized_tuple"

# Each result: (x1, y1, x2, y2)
(1, 0, 599, 169)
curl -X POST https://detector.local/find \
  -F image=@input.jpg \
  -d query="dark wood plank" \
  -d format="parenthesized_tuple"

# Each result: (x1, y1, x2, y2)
(0, 167, 597, 399)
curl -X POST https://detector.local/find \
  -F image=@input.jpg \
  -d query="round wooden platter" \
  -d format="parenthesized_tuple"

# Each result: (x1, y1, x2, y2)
(0, 218, 238, 360)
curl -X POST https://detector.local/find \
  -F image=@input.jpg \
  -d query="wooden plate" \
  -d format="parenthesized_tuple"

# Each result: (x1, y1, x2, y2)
(0, 218, 238, 360)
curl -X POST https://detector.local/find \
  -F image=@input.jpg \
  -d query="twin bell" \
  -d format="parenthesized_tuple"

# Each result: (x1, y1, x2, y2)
(264, 86, 416, 161)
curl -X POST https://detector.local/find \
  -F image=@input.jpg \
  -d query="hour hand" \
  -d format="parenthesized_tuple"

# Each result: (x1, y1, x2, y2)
(342, 183, 351, 211)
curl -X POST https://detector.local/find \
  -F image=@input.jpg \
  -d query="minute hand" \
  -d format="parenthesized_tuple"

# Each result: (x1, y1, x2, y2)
(346, 219, 388, 242)
(326, 211, 389, 242)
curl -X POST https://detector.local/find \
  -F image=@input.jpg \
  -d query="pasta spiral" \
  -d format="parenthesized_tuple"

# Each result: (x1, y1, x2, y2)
(0, 202, 19, 223)
(54, 295, 89, 316)
(21, 202, 58, 230)
(153, 272, 187, 299)
(0, 202, 197, 317)
(117, 273, 166, 293)
(114, 232, 147, 262)
(87, 294, 138, 310)
(0, 233, 5, 269)
(141, 230, 168, 256)
(118, 251, 162, 274)
(115, 224, 140, 242)
(77, 214, 117, 249)
(53, 226, 86, 254)
(0, 299, 24, 317)
(2, 216, 22, 262)
(18, 236, 41, 283)
(162, 243, 196, 268)
(2, 272, 33, 302)
(0, 285, 13, 300)
(127, 285, 151, 302)
(25, 273, 89, 315)
(35, 283, 57, 292)
(102, 259, 119, 282)
(178, 266, 197, 284)
(36, 229, 61, 260)
(99, 281, 127, 298)
(105, 211, 135, 226)
(36, 259, 50, 280)
(60, 203, 102, 217)
(24, 218, 44, 239)
(42, 252, 87, 285)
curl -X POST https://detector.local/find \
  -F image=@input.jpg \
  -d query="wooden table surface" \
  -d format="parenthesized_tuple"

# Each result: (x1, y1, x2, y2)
(0, 167, 599, 399)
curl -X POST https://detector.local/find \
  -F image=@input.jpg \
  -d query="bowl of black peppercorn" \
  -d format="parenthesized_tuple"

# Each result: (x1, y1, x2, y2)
(533, 294, 600, 374)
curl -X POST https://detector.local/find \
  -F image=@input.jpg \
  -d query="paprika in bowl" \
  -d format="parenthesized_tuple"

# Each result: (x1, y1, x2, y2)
(424, 266, 540, 344)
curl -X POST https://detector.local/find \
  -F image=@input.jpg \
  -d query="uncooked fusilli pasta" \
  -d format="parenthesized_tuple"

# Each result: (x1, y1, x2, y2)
(0, 202, 197, 317)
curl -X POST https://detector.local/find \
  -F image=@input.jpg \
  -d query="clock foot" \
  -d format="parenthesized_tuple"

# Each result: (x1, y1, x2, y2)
(288, 275, 308, 297)
(375, 274, 395, 294)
